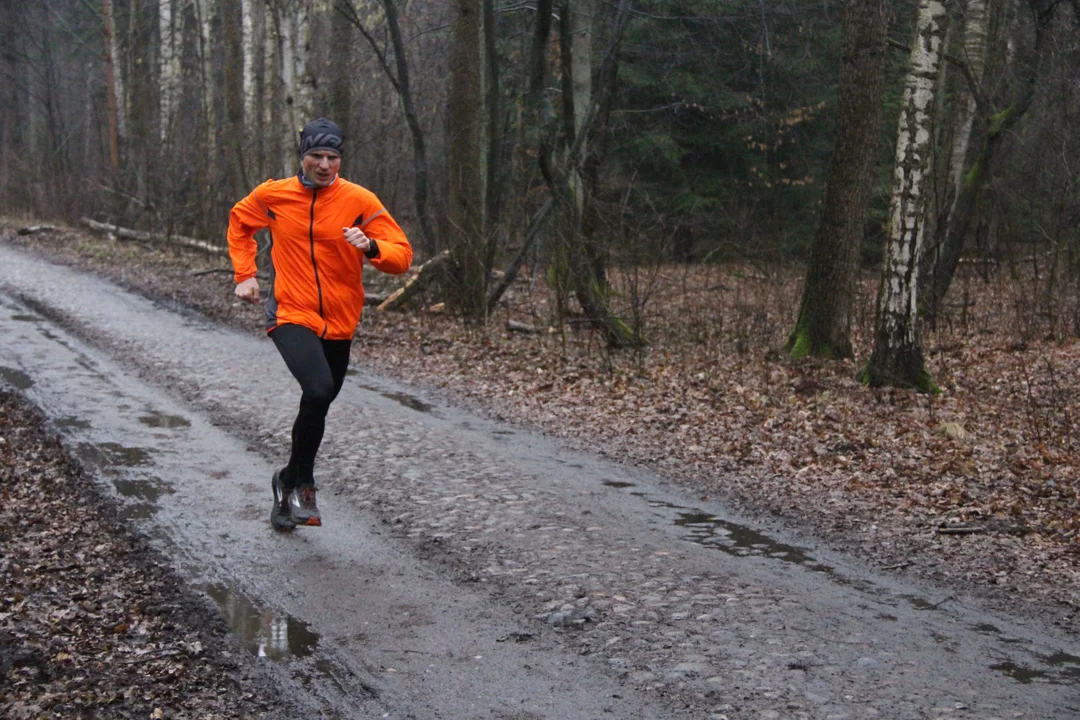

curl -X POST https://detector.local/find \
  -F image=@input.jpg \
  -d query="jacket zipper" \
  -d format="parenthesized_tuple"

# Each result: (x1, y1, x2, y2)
(308, 189, 327, 338)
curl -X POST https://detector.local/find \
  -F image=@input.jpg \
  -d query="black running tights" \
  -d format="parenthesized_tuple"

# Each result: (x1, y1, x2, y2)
(269, 324, 351, 488)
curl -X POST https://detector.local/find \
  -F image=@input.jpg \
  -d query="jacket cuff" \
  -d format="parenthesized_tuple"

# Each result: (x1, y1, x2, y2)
(365, 239, 380, 259)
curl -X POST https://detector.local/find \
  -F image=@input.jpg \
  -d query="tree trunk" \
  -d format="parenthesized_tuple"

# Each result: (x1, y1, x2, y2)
(926, 0, 1053, 320)
(329, 4, 354, 174)
(197, 0, 217, 158)
(158, 0, 181, 144)
(102, 0, 124, 174)
(556, 0, 638, 348)
(861, 0, 949, 392)
(292, 1, 315, 128)
(482, 0, 503, 275)
(266, 3, 282, 176)
(560, 0, 592, 214)
(242, 0, 258, 142)
(279, 5, 297, 173)
(786, 0, 888, 360)
(222, 0, 247, 196)
(446, 0, 489, 320)
(128, 0, 152, 202)
(0, 0, 15, 202)
(947, 0, 990, 217)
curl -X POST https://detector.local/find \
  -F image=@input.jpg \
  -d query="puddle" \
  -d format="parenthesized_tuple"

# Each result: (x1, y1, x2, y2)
(673, 509, 819, 565)
(606, 483, 893, 596)
(113, 477, 172, 503)
(991, 661, 1050, 684)
(74, 441, 153, 469)
(11, 314, 39, 321)
(54, 416, 91, 429)
(201, 583, 320, 661)
(117, 502, 158, 520)
(901, 594, 944, 611)
(379, 391, 434, 413)
(138, 411, 191, 429)
(357, 383, 435, 413)
(0, 365, 33, 389)
(990, 650, 1080, 685)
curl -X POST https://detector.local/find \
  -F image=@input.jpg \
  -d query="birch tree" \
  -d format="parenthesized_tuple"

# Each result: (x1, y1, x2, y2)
(102, 0, 124, 173)
(242, 0, 259, 140)
(196, 0, 218, 157)
(860, 0, 950, 391)
(158, 0, 181, 143)
(926, 0, 1061, 320)
(276, 0, 316, 173)
(786, 0, 888, 360)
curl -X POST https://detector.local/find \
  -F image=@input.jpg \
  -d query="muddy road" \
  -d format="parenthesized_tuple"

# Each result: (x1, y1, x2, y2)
(1, 243, 1077, 719)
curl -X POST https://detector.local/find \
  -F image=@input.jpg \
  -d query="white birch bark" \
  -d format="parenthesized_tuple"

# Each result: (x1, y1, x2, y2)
(292, 1, 315, 124)
(264, 3, 279, 175)
(158, 0, 182, 143)
(280, 4, 297, 172)
(197, 0, 217, 154)
(104, 0, 127, 155)
(242, 0, 258, 138)
(866, 0, 949, 388)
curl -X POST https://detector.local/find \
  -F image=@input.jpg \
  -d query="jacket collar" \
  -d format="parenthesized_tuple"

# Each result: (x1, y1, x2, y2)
(297, 171, 339, 191)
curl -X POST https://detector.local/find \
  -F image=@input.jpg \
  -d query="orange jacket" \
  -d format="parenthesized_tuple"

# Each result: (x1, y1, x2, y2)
(228, 175, 412, 340)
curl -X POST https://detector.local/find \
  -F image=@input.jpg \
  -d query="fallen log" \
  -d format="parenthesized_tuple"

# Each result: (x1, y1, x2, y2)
(17, 224, 57, 235)
(507, 319, 542, 334)
(935, 525, 984, 536)
(376, 249, 450, 313)
(80, 217, 226, 256)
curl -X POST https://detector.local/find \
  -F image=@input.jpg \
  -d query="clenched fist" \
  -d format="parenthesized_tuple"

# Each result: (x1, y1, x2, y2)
(343, 226, 372, 253)
(235, 277, 260, 304)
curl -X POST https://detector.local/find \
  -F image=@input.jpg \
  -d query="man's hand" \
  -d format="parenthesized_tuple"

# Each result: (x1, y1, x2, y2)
(343, 226, 372, 253)
(235, 277, 260, 304)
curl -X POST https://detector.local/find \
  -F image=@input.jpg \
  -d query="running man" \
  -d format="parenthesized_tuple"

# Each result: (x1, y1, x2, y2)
(227, 117, 412, 530)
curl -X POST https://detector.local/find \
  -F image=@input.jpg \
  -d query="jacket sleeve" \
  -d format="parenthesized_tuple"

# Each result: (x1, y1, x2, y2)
(360, 200, 413, 276)
(227, 184, 271, 284)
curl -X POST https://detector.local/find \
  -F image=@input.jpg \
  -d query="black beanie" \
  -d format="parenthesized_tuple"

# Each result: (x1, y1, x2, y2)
(298, 118, 344, 157)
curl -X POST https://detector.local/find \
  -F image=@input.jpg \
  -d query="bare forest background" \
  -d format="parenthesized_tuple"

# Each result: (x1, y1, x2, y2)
(1, 0, 1079, 389)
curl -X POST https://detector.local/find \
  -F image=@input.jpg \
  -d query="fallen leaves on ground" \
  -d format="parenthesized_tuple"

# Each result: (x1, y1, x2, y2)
(0, 390, 282, 718)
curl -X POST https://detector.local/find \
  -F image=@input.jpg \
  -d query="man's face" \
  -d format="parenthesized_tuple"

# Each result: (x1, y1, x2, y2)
(301, 151, 341, 188)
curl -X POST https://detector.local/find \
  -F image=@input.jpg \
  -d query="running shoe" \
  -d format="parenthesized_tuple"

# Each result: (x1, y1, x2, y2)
(289, 483, 322, 527)
(271, 469, 296, 532)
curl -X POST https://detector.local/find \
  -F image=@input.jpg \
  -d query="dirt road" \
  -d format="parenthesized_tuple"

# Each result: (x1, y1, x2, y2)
(1, 242, 1077, 719)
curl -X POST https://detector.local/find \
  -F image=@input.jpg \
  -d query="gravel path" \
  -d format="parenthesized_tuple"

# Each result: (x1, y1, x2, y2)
(2, 239, 1078, 719)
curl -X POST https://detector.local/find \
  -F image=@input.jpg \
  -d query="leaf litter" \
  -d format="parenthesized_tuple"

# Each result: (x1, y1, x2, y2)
(0, 390, 291, 718)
